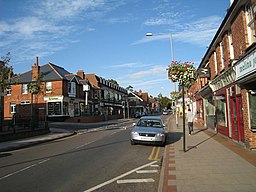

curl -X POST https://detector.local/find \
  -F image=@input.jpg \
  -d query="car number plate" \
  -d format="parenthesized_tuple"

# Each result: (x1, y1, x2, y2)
(141, 137, 153, 141)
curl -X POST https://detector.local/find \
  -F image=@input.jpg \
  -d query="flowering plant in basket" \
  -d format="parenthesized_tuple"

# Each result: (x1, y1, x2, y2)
(166, 61, 197, 86)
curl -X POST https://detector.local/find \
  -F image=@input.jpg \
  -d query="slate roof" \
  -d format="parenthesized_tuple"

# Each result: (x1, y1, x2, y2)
(8, 63, 72, 84)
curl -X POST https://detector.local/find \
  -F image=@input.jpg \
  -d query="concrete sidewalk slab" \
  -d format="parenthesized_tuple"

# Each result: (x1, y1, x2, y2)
(159, 115, 256, 192)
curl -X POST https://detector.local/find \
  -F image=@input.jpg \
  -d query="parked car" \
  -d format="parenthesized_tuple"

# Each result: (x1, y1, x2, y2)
(130, 116, 167, 146)
(134, 111, 147, 118)
(162, 110, 168, 115)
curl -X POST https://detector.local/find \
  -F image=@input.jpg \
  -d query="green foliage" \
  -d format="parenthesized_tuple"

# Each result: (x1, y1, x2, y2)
(0, 52, 14, 89)
(157, 94, 171, 110)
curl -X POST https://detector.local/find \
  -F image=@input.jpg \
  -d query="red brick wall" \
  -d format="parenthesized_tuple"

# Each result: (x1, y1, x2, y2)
(209, 53, 217, 79)
(4, 80, 65, 119)
(231, 8, 247, 59)
(216, 45, 223, 75)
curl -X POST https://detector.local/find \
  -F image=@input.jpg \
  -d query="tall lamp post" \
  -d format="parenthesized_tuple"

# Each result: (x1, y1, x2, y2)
(146, 32, 178, 127)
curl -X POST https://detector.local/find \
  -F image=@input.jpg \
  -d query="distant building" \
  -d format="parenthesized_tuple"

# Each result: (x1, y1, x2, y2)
(4, 57, 84, 121)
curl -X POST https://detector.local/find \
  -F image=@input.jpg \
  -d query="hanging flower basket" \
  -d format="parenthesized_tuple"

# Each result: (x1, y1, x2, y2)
(166, 61, 197, 86)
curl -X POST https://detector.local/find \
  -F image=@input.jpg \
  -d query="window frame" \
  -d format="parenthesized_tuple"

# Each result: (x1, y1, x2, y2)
(10, 103, 16, 114)
(22, 84, 28, 94)
(45, 82, 52, 93)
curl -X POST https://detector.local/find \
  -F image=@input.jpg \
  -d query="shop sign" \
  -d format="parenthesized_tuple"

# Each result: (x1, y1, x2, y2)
(209, 67, 236, 92)
(236, 50, 256, 80)
(44, 96, 63, 101)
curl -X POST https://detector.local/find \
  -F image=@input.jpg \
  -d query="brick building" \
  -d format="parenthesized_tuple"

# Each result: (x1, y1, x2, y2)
(191, 0, 256, 149)
(4, 57, 84, 121)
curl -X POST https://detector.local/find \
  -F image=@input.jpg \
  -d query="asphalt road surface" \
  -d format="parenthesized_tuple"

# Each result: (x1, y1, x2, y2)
(0, 117, 169, 192)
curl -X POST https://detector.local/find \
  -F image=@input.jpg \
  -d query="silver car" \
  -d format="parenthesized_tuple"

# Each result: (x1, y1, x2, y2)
(130, 116, 167, 146)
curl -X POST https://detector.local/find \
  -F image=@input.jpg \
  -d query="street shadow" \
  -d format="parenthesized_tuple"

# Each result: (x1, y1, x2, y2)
(186, 132, 217, 152)
(0, 139, 130, 169)
(192, 128, 208, 135)
(166, 132, 183, 145)
(0, 153, 12, 158)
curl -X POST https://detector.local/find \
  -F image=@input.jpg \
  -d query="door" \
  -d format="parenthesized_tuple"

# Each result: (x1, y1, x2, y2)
(236, 96, 245, 142)
(230, 97, 239, 141)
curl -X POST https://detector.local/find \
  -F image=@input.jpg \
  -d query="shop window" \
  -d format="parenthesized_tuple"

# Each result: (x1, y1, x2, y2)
(74, 103, 80, 116)
(216, 95, 227, 127)
(63, 102, 69, 115)
(249, 90, 256, 130)
(48, 102, 61, 115)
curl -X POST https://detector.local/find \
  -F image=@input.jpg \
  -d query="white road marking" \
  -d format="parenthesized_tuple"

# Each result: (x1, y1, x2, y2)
(0, 158, 50, 181)
(83, 161, 157, 192)
(75, 141, 94, 149)
(136, 170, 158, 174)
(150, 165, 159, 168)
(117, 178, 155, 184)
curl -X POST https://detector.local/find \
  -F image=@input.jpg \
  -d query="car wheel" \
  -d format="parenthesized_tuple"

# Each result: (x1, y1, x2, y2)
(130, 140, 135, 145)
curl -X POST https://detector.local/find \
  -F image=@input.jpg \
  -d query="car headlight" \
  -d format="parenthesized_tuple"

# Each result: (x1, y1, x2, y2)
(157, 133, 165, 137)
(132, 131, 138, 135)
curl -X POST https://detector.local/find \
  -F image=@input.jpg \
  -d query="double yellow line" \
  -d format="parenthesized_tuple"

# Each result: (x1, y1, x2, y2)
(148, 146, 161, 160)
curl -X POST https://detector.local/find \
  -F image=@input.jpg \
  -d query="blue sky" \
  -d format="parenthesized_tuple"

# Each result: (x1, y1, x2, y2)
(0, 0, 230, 98)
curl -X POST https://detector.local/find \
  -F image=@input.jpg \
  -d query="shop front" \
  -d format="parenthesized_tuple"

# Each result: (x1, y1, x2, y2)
(209, 66, 244, 142)
(197, 85, 215, 130)
(236, 47, 256, 149)
(44, 96, 83, 119)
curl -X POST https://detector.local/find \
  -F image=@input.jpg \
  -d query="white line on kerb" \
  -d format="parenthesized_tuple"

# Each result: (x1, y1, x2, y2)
(83, 161, 157, 192)
(117, 178, 155, 184)
(0, 158, 50, 181)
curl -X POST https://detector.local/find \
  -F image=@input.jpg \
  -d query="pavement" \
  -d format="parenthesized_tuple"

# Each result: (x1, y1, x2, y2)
(159, 115, 256, 192)
(0, 118, 131, 152)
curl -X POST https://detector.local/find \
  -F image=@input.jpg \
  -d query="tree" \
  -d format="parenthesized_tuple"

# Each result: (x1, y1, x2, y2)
(0, 52, 14, 131)
(157, 94, 171, 110)
(108, 79, 119, 86)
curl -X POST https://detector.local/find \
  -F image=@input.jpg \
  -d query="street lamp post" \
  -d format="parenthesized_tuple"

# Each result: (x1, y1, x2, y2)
(181, 83, 186, 152)
(146, 32, 178, 127)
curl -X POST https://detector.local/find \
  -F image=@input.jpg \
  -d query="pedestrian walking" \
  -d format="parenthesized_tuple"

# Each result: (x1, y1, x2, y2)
(187, 108, 194, 135)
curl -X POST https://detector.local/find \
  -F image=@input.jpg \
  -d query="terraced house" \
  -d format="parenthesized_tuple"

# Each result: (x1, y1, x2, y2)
(189, 0, 256, 150)
(4, 57, 128, 124)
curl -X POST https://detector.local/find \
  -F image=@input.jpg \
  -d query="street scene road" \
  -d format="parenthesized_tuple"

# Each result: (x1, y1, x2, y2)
(0, 116, 170, 192)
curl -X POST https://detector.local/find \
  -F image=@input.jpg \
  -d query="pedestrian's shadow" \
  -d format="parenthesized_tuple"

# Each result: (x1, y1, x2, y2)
(192, 128, 207, 135)
(186, 131, 217, 152)
(166, 132, 183, 145)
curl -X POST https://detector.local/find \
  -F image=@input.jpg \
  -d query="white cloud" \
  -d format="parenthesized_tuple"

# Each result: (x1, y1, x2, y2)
(131, 66, 166, 79)
(0, 0, 126, 66)
(35, 0, 106, 19)
(133, 16, 222, 47)
(109, 62, 152, 68)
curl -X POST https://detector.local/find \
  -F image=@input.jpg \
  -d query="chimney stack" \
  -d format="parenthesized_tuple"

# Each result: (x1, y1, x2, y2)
(77, 70, 85, 79)
(32, 56, 40, 81)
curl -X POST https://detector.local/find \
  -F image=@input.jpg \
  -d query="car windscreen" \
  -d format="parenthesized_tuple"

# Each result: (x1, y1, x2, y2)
(137, 119, 163, 128)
